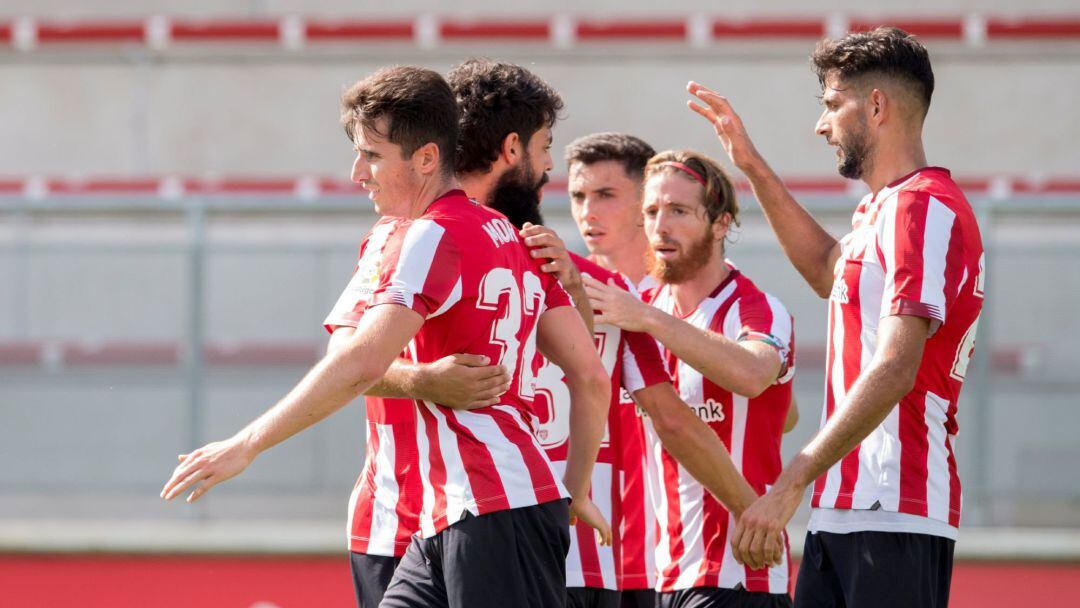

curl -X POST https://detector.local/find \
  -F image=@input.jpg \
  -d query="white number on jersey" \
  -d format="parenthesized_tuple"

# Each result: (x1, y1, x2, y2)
(477, 267, 545, 398)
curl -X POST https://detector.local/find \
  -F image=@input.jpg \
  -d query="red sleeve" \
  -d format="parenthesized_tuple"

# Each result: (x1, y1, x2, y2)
(370, 219, 463, 318)
(540, 269, 573, 312)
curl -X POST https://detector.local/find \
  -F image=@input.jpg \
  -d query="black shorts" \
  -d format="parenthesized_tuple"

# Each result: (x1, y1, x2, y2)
(794, 530, 954, 608)
(350, 552, 401, 608)
(620, 588, 656, 608)
(567, 587, 620, 608)
(658, 586, 792, 608)
(380, 499, 572, 608)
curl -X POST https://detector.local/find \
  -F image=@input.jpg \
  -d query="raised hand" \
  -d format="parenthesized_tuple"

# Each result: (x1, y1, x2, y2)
(686, 81, 764, 173)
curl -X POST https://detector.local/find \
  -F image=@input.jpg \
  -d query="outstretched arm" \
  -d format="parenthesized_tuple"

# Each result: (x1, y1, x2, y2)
(687, 82, 841, 298)
(162, 304, 423, 503)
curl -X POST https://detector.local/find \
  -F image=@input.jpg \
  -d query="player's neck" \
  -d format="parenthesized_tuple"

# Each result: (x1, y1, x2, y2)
(405, 174, 460, 218)
(864, 135, 927, 196)
(667, 252, 730, 316)
(592, 241, 650, 286)
(456, 171, 497, 206)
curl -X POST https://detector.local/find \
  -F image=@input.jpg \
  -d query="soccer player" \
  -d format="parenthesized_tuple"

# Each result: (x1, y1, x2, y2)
(161, 66, 612, 608)
(323, 215, 513, 608)
(437, 63, 769, 608)
(687, 27, 984, 607)
(585, 150, 797, 608)
(567, 134, 801, 608)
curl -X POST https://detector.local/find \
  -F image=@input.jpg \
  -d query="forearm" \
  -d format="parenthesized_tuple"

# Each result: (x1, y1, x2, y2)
(742, 159, 839, 296)
(638, 384, 758, 517)
(562, 373, 611, 498)
(238, 346, 382, 455)
(365, 358, 424, 399)
(645, 309, 777, 397)
(567, 282, 595, 335)
(775, 359, 912, 492)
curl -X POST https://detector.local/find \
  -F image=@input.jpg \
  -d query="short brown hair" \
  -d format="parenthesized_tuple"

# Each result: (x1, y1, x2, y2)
(565, 133, 656, 181)
(341, 66, 459, 175)
(811, 26, 934, 116)
(644, 150, 739, 228)
(448, 59, 563, 174)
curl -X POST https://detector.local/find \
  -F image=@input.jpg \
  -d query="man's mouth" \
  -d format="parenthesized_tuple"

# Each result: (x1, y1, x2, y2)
(652, 243, 679, 259)
(583, 227, 606, 240)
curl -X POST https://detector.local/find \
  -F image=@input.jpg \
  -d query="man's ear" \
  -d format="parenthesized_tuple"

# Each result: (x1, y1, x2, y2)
(712, 212, 733, 242)
(500, 132, 522, 166)
(869, 88, 888, 125)
(414, 142, 441, 176)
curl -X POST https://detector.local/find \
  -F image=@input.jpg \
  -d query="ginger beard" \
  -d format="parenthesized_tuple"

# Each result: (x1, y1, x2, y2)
(647, 221, 717, 285)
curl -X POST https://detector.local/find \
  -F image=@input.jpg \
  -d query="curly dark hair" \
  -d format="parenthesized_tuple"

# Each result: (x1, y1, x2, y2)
(340, 65, 459, 176)
(811, 26, 934, 116)
(565, 132, 656, 181)
(447, 59, 564, 174)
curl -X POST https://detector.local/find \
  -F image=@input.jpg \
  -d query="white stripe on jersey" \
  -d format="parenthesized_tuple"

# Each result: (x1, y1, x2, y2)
(417, 401, 472, 537)
(920, 197, 957, 324)
(429, 277, 463, 319)
(925, 390, 953, 522)
(456, 405, 538, 508)
(386, 219, 444, 313)
(367, 424, 402, 555)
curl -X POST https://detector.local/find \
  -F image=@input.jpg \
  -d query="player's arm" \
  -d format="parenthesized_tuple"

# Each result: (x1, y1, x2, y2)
(634, 382, 759, 517)
(521, 223, 594, 334)
(687, 82, 840, 297)
(784, 395, 799, 433)
(585, 276, 782, 398)
(329, 326, 510, 409)
(162, 304, 423, 503)
(732, 314, 930, 569)
(536, 305, 612, 544)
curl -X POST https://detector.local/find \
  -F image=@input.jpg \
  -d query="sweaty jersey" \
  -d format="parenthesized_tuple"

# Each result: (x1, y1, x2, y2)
(324, 216, 421, 558)
(532, 253, 670, 590)
(643, 264, 795, 594)
(810, 167, 984, 539)
(368, 190, 573, 538)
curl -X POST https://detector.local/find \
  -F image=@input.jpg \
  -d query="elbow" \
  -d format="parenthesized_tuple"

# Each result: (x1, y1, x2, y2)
(810, 279, 833, 300)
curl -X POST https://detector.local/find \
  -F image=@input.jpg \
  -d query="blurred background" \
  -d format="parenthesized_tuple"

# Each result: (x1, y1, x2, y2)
(1, 1, 1079, 606)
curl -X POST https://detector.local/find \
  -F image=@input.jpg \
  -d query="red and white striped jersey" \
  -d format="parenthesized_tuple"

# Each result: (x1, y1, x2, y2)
(369, 190, 573, 538)
(810, 167, 984, 538)
(324, 216, 421, 558)
(643, 264, 795, 594)
(532, 253, 670, 590)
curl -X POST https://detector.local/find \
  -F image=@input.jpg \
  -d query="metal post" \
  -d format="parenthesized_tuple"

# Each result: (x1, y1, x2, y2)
(184, 201, 207, 518)
(966, 197, 996, 526)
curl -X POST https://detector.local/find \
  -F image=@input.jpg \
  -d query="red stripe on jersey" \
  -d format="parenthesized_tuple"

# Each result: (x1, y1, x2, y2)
(835, 259, 865, 509)
(481, 407, 563, 505)
(659, 450, 686, 590)
(812, 299, 838, 507)
(576, 515, 605, 588)
(899, 393, 930, 516)
(417, 405, 451, 532)
(441, 411, 511, 513)
(350, 424, 379, 554)
(947, 437, 962, 527)
(695, 470, 728, 588)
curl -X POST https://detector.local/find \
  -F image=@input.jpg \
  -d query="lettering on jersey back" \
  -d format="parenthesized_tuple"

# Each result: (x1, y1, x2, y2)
(482, 217, 518, 248)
